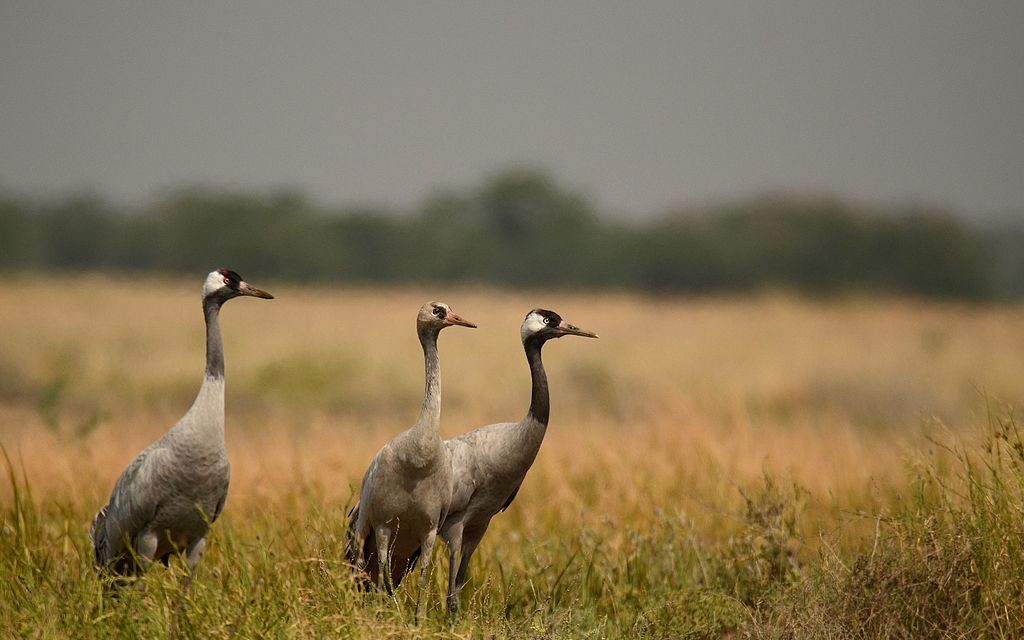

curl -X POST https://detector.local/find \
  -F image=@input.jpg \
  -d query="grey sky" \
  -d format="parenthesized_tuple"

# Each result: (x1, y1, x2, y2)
(2, 2, 1022, 217)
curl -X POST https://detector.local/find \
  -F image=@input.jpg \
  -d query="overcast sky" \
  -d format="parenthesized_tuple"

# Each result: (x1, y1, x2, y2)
(2, 2, 1022, 217)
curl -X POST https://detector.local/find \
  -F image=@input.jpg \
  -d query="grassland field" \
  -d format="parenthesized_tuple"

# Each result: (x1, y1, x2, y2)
(2, 275, 1024, 638)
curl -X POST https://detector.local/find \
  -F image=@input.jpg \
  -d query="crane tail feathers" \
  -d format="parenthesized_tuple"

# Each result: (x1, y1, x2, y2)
(344, 505, 362, 566)
(500, 485, 522, 512)
(90, 504, 138, 578)
(342, 503, 418, 591)
(90, 505, 110, 569)
(345, 504, 378, 591)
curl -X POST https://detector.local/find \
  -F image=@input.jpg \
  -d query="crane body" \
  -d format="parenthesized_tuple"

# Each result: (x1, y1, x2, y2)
(440, 309, 597, 616)
(347, 301, 475, 620)
(91, 269, 273, 589)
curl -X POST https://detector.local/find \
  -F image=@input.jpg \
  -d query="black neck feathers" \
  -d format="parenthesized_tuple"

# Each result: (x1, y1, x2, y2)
(525, 337, 549, 424)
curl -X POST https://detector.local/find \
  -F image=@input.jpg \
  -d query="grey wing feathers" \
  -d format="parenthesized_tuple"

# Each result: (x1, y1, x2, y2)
(345, 456, 376, 567)
(445, 436, 480, 514)
(345, 459, 377, 585)
(445, 421, 537, 521)
(91, 447, 162, 572)
(446, 422, 519, 509)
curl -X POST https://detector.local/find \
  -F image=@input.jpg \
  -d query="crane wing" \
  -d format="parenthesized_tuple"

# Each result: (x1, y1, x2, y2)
(93, 445, 168, 569)
(445, 437, 477, 517)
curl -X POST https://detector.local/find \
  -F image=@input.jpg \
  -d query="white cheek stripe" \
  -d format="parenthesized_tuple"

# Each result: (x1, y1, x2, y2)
(202, 271, 224, 297)
(521, 313, 547, 341)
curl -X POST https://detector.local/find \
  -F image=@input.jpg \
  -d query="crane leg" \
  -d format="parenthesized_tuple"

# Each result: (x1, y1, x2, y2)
(443, 523, 464, 618)
(133, 531, 159, 590)
(452, 530, 484, 610)
(374, 526, 396, 599)
(414, 529, 438, 624)
(351, 529, 367, 571)
(169, 536, 206, 638)
(181, 537, 206, 598)
(135, 530, 159, 566)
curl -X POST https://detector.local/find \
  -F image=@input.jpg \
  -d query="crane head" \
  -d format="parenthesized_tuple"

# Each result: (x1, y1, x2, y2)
(521, 309, 599, 343)
(417, 301, 477, 331)
(202, 268, 275, 302)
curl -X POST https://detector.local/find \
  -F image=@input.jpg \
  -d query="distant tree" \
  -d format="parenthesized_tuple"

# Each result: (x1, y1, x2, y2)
(0, 195, 42, 268)
(0, 169, 1011, 300)
(465, 169, 601, 286)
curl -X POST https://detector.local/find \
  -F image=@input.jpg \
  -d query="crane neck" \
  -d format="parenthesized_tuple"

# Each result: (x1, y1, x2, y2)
(203, 297, 225, 379)
(168, 296, 226, 446)
(525, 337, 549, 425)
(415, 327, 443, 435)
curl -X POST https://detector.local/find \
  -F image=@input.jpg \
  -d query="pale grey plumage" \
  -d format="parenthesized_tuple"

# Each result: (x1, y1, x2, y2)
(347, 301, 475, 619)
(90, 269, 272, 585)
(440, 309, 597, 617)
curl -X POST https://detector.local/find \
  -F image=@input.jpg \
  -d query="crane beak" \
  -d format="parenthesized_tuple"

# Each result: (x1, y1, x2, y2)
(446, 312, 477, 328)
(557, 320, 598, 338)
(238, 281, 275, 299)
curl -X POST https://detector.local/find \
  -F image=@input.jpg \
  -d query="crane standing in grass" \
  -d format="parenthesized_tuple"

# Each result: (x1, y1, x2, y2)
(347, 301, 476, 620)
(91, 268, 273, 594)
(440, 309, 597, 617)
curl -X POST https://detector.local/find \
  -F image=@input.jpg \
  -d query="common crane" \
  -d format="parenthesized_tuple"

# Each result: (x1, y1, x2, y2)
(440, 308, 597, 616)
(91, 268, 273, 597)
(347, 301, 475, 620)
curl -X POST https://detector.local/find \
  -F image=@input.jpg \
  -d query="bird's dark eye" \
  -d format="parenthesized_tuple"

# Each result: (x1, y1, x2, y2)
(542, 316, 551, 325)
(223, 277, 231, 285)
(433, 307, 445, 318)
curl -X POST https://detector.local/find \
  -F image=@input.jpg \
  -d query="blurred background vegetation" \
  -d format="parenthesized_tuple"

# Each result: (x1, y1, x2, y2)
(2, 167, 1020, 300)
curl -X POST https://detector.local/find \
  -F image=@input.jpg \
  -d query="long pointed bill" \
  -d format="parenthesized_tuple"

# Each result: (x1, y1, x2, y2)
(238, 281, 275, 299)
(446, 312, 477, 328)
(558, 321, 598, 338)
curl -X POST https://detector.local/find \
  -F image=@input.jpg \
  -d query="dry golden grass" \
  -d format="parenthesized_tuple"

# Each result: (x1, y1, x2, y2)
(2, 275, 1024, 637)
(3, 275, 1022, 501)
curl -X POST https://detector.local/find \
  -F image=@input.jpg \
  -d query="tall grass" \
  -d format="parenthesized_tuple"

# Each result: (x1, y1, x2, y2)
(6, 418, 1021, 638)
(753, 411, 1024, 638)
(2, 276, 1024, 637)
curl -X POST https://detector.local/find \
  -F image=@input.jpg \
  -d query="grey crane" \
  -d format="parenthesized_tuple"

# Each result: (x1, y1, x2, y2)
(347, 301, 475, 618)
(440, 309, 597, 616)
(90, 268, 273, 594)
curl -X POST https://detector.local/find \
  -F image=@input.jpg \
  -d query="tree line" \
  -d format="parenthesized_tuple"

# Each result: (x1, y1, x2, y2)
(1, 168, 1020, 299)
